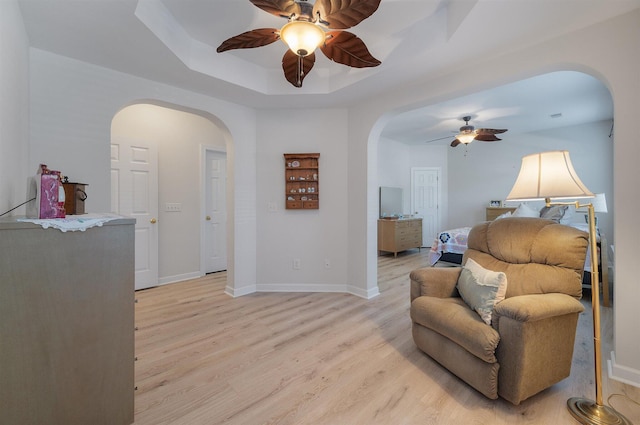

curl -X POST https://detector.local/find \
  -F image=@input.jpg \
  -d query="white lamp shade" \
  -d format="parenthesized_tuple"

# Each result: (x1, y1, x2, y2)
(592, 193, 608, 213)
(280, 21, 325, 57)
(506, 151, 594, 201)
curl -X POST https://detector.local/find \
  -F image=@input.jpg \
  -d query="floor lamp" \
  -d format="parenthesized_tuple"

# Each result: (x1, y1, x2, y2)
(506, 151, 630, 425)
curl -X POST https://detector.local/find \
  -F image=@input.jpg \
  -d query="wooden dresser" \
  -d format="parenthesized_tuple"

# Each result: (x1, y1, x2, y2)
(486, 206, 516, 221)
(378, 218, 423, 257)
(0, 217, 135, 425)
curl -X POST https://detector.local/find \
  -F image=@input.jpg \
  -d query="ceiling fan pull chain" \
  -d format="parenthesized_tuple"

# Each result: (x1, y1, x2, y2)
(297, 55, 304, 87)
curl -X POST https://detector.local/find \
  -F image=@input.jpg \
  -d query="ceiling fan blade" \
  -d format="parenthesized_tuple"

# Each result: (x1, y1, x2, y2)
(450, 139, 462, 147)
(476, 128, 508, 135)
(217, 28, 280, 53)
(250, 0, 300, 18)
(474, 134, 502, 142)
(282, 50, 315, 87)
(313, 0, 381, 29)
(425, 135, 455, 144)
(320, 31, 381, 68)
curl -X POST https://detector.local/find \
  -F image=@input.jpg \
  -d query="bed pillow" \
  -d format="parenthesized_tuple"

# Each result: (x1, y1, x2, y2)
(495, 211, 512, 220)
(539, 205, 568, 222)
(560, 204, 576, 224)
(512, 203, 539, 218)
(457, 258, 508, 325)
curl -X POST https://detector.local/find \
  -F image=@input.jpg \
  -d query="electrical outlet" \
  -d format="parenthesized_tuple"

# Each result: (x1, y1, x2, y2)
(293, 258, 301, 270)
(165, 203, 182, 212)
(324, 258, 331, 269)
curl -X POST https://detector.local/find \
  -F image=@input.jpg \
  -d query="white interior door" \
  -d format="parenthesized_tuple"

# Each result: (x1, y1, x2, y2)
(111, 137, 159, 290)
(203, 149, 227, 273)
(411, 167, 441, 247)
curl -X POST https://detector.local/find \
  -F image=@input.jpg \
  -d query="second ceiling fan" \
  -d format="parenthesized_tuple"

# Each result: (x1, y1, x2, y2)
(450, 116, 508, 147)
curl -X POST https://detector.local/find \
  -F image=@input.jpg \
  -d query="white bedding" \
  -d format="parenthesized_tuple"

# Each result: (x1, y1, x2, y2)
(428, 222, 598, 269)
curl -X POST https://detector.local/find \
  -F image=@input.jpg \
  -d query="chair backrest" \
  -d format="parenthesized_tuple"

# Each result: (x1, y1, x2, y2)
(463, 217, 588, 299)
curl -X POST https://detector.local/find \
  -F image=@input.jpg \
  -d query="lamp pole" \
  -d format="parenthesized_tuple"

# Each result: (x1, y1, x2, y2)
(505, 151, 630, 424)
(567, 202, 630, 425)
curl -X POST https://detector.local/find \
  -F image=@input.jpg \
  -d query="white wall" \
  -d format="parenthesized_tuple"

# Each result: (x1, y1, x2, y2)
(380, 120, 613, 242)
(0, 0, 29, 215)
(447, 120, 614, 243)
(377, 139, 448, 225)
(256, 109, 352, 294)
(350, 11, 640, 384)
(28, 48, 258, 295)
(377, 137, 411, 215)
(111, 104, 226, 284)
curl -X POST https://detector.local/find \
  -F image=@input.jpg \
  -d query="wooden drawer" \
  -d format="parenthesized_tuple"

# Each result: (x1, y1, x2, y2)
(302, 200, 319, 209)
(286, 200, 318, 209)
(397, 219, 420, 227)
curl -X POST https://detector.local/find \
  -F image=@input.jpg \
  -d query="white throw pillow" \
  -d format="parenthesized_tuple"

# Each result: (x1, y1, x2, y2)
(512, 203, 539, 218)
(457, 258, 508, 325)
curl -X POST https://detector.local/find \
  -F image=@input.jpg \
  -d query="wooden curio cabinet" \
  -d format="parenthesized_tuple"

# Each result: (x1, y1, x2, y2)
(284, 153, 319, 209)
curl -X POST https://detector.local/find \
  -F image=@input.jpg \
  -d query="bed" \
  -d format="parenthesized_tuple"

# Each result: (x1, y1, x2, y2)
(428, 222, 597, 267)
(428, 226, 472, 266)
(428, 205, 610, 305)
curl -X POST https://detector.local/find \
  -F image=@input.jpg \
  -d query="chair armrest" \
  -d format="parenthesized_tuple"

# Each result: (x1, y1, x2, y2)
(494, 293, 584, 323)
(410, 267, 462, 301)
(494, 293, 585, 404)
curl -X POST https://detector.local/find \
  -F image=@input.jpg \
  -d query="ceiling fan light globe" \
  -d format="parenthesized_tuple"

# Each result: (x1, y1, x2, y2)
(280, 21, 325, 57)
(457, 132, 476, 144)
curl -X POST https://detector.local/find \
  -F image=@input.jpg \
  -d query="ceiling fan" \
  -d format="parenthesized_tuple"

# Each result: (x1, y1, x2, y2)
(216, 0, 382, 88)
(449, 116, 508, 147)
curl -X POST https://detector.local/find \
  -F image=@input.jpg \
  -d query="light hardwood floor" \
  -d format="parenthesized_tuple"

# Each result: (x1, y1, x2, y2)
(133, 249, 640, 424)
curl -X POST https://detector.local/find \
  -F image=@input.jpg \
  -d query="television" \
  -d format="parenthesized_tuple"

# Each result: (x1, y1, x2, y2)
(379, 186, 403, 218)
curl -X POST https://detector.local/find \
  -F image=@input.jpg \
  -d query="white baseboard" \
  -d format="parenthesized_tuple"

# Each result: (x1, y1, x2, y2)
(154, 274, 381, 299)
(157, 271, 202, 286)
(225, 284, 256, 297)
(608, 351, 640, 388)
(347, 284, 380, 299)
(225, 283, 381, 299)
(256, 283, 348, 293)
(254, 283, 378, 299)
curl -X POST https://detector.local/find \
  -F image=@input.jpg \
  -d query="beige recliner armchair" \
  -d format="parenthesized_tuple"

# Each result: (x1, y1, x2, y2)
(410, 217, 588, 405)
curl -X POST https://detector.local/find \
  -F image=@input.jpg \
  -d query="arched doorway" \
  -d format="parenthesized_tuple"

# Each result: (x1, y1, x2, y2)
(371, 70, 614, 291)
(111, 102, 232, 290)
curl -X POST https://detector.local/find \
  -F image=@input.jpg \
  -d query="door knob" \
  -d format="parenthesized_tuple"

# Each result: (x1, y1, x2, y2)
(150, 218, 157, 224)
(206, 216, 211, 221)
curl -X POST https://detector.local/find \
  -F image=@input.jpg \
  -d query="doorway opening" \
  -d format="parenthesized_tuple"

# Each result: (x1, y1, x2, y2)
(111, 102, 231, 290)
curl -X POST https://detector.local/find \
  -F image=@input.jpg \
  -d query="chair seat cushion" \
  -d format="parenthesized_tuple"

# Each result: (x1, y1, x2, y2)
(411, 296, 500, 363)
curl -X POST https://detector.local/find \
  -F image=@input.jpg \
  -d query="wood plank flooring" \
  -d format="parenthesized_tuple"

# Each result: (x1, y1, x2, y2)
(133, 249, 640, 424)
